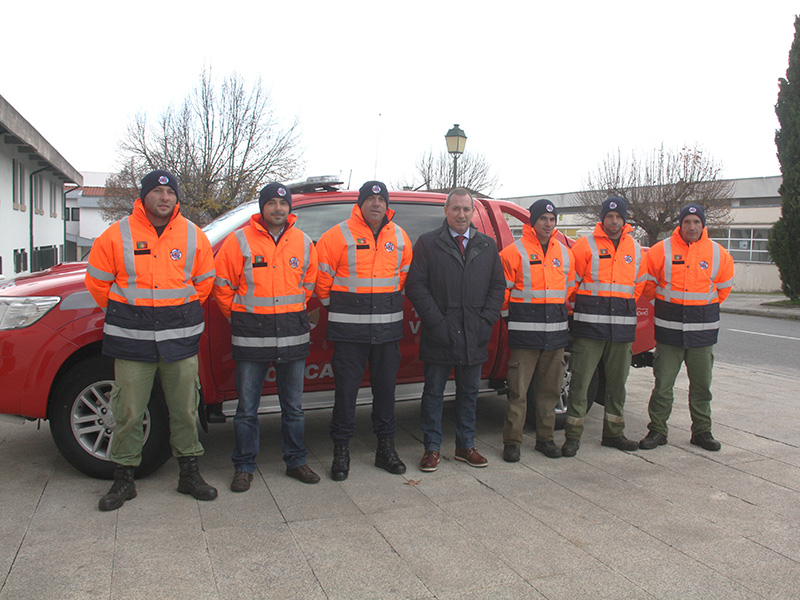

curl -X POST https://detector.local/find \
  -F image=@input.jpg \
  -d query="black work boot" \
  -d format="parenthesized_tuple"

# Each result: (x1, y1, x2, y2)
(375, 436, 407, 474)
(331, 444, 350, 481)
(691, 431, 721, 451)
(561, 438, 580, 457)
(503, 444, 521, 462)
(99, 465, 137, 512)
(177, 457, 218, 501)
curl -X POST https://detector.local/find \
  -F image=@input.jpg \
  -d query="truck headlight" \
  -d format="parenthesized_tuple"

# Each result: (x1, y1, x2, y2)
(0, 296, 61, 329)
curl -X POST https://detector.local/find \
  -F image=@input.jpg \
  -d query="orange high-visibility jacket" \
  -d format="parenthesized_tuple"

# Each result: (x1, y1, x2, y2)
(315, 204, 412, 344)
(500, 225, 576, 351)
(571, 222, 646, 343)
(213, 213, 317, 361)
(643, 226, 734, 348)
(85, 199, 215, 363)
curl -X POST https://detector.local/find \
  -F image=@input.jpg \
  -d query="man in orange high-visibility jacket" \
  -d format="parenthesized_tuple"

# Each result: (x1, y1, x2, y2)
(316, 181, 413, 481)
(214, 182, 320, 490)
(563, 196, 647, 457)
(500, 199, 576, 462)
(85, 170, 217, 511)
(638, 203, 734, 452)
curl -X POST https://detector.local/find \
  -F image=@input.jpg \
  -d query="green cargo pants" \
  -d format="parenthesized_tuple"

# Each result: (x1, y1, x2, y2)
(646, 343, 714, 437)
(564, 337, 632, 440)
(109, 355, 204, 467)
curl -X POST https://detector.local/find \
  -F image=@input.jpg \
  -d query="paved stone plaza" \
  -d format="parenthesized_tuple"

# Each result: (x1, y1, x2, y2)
(1, 357, 798, 599)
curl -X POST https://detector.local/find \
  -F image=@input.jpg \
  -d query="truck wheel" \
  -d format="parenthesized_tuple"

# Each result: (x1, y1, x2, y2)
(526, 351, 599, 430)
(49, 356, 171, 480)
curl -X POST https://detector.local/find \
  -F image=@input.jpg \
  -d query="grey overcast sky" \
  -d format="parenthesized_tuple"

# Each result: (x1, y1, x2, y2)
(2, 1, 797, 198)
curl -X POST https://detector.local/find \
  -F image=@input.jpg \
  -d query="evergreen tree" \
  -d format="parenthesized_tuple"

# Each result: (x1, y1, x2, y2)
(770, 15, 800, 300)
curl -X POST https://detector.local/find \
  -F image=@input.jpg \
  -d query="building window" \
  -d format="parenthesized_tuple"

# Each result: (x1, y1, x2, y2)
(32, 245, 58, 272)
(12, 160, 26, 211)
(709, 228, 772, 263)
(33, 175, 44, 215)
(50, 181, 59, 218)
(71, 207, 81, 221)
(14, 248, 29, 274)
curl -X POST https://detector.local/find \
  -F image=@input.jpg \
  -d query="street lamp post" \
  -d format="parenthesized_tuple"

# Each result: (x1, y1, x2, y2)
(444, 124, 467, 190)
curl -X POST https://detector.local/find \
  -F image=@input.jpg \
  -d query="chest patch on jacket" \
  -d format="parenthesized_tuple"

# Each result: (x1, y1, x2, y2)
(170, 249, 182, 260)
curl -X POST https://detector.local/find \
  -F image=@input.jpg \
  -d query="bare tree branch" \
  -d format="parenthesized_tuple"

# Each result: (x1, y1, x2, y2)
(576, 145, 733, 246)
(396, 150, 499, 196)
(101, 69, 303, 226)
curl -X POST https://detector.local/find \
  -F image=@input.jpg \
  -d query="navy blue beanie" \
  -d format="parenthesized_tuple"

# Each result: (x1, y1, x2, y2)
(358, 181, 389, 207)
(140, 170, 180, 201)
(679, 203, 706, 227)
(259, 182, 292, 212)
(529, 199, 557, 226)
(600, 196, 628, 222)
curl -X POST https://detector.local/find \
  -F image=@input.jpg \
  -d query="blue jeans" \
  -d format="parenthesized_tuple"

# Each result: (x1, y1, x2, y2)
(419, 362, 481, 451)
(232, 358, 307, 472)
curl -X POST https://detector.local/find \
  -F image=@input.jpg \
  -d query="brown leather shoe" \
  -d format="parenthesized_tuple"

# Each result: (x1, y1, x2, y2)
(454, 447, 488, 468)
(230, 471, 253, 493)
(286, 464, 321, 484)
(419, 450, 441, 472)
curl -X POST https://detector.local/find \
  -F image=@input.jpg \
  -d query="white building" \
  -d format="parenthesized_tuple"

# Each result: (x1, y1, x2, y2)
(0, 94, 82, 278)
(65, 183, 112, 261)
(502, 175, 783, 293)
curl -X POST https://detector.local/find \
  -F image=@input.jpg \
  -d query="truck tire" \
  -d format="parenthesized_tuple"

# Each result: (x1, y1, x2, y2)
(49, 356, 172, 480)
(526, 351, 600, 430)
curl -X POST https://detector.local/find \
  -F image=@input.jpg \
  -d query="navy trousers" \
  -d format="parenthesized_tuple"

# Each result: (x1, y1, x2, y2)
(329, 341, 401, 445)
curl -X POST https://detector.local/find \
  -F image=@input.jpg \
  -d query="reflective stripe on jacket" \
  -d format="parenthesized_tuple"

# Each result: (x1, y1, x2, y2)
(213, 213, 318, 362)
(571, 222, 646, 343)
(85, 198, 215, 363)
(315, 204, 412, 344)
(643, 226, 734, 348)
(499, 225, 576, 350)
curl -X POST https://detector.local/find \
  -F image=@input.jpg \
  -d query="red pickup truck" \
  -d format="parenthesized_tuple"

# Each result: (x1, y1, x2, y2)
(0, 179, 655, 478)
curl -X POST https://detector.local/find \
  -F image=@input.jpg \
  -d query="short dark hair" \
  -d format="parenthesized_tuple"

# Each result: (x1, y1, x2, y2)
(445, 188, 474, 207)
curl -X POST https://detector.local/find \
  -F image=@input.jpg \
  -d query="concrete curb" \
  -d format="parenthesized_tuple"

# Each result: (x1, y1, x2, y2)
(721, 307, 800, 320)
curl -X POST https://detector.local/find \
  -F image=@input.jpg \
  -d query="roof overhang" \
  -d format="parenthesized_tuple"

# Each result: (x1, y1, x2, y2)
(0, 94, 83, 186)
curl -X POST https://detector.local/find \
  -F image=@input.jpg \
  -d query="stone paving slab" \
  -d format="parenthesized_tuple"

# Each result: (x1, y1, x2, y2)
(1, 361, 799, 599)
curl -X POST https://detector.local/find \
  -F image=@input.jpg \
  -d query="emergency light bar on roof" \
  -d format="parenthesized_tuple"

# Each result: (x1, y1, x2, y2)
(287, 175, 344, 194)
